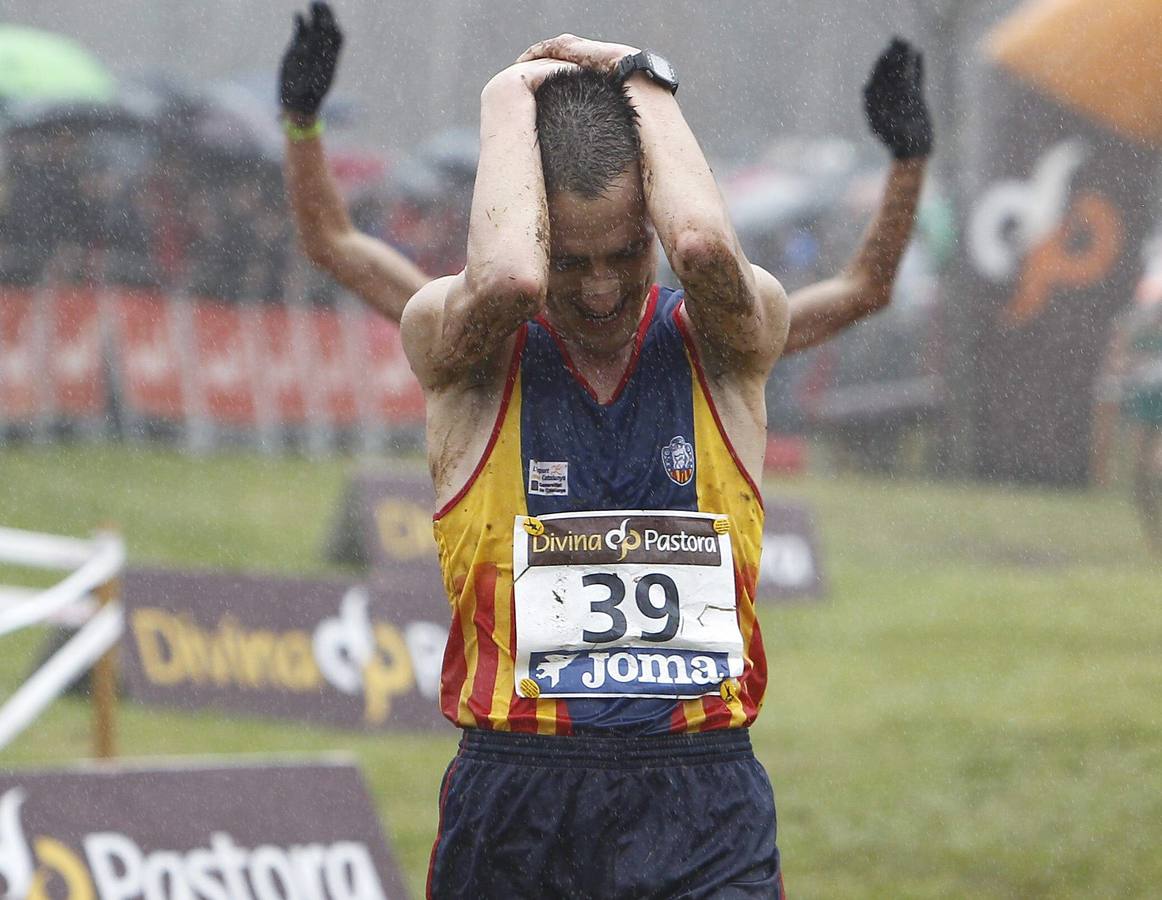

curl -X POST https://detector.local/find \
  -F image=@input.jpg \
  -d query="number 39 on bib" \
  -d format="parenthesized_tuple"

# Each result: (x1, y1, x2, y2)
(512, 510, 745, 700)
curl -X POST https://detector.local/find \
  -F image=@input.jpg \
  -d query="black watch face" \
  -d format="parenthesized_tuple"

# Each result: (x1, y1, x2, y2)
(644, 51, 676, 85)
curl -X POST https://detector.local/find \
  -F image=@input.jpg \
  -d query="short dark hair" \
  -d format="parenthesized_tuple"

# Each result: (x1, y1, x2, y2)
(534, 68, 640, 199)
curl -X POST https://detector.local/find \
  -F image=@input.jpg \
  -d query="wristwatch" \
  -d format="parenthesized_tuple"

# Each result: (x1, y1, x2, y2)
(615, 49, 679, 94)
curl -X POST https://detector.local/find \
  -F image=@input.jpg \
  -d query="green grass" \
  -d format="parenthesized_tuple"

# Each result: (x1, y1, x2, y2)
(1, 444, 1159, 898)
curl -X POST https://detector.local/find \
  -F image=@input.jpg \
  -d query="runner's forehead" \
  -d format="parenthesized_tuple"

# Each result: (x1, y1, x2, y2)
(548, 206, 652, 258)
(548, 174, 650, 256)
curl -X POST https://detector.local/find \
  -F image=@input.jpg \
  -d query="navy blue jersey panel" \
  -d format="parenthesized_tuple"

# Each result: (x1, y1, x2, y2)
(520, 286, 697, 518)
(517, 287, 697, 735)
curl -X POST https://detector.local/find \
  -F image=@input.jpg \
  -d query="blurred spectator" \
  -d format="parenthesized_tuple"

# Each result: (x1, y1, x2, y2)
(1092, 245, 1162, 555)
(1, 128, 89, 283)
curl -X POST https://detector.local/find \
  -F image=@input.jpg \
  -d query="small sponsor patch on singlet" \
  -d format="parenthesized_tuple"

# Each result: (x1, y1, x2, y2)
(528, 460, 569, 496)
(512, 510, 744, 699)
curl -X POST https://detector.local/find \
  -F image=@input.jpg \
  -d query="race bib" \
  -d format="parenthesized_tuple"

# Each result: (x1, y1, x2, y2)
(513, 510, 744, 700)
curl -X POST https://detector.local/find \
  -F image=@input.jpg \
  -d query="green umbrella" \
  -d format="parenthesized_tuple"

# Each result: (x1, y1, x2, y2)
(0, 25, 116, 103)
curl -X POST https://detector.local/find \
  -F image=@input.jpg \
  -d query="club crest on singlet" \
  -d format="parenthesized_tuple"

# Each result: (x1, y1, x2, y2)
(661, 435, 695, 485)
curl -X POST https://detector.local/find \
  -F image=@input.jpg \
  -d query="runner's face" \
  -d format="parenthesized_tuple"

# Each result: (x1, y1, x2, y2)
(545, 171, 656, 355)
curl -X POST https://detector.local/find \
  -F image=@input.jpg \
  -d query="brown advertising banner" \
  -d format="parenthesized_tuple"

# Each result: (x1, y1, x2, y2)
(326, 466, 439, 580)
(329, 468, 826, 603)
(959, 76, 1157, 484)
(759, 503, 827, 602)
(119, 568, 449, 731)
(0, 757, 410, 898)
(950, 1, 1161, 486)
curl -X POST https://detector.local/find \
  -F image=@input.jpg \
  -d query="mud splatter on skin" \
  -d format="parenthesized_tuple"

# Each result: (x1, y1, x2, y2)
(677, 240, 767, 371)
(431, 407, 484, 494)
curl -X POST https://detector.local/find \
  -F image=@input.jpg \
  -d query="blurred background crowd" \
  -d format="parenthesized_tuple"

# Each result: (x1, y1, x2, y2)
(0, 23, 961, 454)
(1, 10, 1160, 481)
(0, 80, 471, 307)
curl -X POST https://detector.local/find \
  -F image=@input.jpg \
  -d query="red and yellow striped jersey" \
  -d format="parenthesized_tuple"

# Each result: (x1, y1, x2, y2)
(432, 287, 766, 735)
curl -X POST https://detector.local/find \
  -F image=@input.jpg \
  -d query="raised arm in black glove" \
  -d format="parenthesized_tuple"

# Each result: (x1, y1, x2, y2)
(280, 1, 343, 119)
(863, 37, 933, 160)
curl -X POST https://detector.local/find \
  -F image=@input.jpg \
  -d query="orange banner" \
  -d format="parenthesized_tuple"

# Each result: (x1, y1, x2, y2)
(110, 290, 186, 420)
(191, 299, 258, 426)
(988, 0, 1162, 146)
(254, 305, 309, 425)
(48, 289, 104, 417)
(2, 289, 426, 435)
(309, 308, 360, 427)
(0, 289, 38, 420)
(365, 317, 426, 423)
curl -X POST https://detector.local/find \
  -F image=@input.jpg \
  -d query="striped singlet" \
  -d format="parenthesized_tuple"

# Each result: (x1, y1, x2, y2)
(432, 285, 767, 736)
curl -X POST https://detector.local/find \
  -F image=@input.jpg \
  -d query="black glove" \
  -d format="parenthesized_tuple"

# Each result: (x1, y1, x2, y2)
(863, 37, 933, 160)
(279, 2, 343, 118)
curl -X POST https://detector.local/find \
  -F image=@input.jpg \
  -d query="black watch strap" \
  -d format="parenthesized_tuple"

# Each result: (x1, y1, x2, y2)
(615, 50, 678, 94)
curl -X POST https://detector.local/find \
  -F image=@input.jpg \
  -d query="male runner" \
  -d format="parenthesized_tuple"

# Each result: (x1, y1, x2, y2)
(282, 10, 932, 895)
(279, 4, 932, 352)
(400, 32, 825, 897)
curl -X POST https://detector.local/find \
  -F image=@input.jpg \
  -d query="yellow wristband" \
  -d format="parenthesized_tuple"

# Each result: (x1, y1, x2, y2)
(282, 117, 324, 142)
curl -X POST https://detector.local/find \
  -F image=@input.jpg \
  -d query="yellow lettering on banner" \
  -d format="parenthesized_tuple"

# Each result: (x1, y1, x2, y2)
(175, 614, 210, 684)
(362, 623, 415, 724)
(132, 609, 187, 686)
(209, 621, 234, 687)
(238, 627, 277, 688)
(376, 499, 436, 561)
(274, 633, 321, 691)
(29, 837, 95, 900)
(131, 608, 322, 692)
(216, 616, 250, 685)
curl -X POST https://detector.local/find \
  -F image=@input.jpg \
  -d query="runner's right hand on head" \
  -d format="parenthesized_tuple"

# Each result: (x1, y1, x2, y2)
(280, 1, 343, 118)
(517, 34, 638, 75)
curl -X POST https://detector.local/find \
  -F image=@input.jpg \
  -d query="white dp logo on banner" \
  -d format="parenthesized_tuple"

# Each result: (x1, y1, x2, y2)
(969, 139, 1089, 282)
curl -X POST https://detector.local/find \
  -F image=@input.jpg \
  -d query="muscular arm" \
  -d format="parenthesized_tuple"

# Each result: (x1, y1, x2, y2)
(284, 121, 429, 322)
(402, 61, 568, 391)
(627, 80, 788, 376)
(784, 157, 926, 354)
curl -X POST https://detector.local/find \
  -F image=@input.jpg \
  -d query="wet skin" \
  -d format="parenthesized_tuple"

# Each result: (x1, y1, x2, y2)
(544, 169, 657, 379)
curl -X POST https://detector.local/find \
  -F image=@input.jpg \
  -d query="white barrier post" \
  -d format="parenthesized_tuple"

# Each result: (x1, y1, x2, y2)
(0, 526, 126, 753)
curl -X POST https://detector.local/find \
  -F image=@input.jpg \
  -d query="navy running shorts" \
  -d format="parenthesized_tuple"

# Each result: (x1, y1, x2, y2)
(426, 728, 784, 899)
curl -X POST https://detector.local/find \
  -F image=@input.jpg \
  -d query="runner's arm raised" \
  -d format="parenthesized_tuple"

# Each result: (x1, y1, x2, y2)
(401, 59, 575, 390)
(784, 158, 926, 354)
(279, 2, 429, 322)
(284, 124, 430, 322)
(784, 38, 933, 354)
